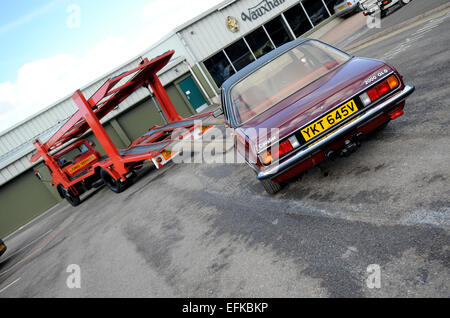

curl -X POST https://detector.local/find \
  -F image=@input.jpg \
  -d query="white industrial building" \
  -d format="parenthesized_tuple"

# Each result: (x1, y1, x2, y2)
(0, 0, 342, 237)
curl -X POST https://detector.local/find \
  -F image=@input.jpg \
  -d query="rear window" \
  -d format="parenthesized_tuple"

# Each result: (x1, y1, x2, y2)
(230, 40, 350, 125)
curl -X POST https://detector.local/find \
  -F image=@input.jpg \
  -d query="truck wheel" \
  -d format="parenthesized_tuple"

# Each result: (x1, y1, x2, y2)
(57, 184, 81, 207)
(260, 179, 282, 195)
(100, 168, 128, 193)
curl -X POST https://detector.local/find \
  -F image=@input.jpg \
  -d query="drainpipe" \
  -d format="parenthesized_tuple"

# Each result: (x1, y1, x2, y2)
(176, 32, 219, 99)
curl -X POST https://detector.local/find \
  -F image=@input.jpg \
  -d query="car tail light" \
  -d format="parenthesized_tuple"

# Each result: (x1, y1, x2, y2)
(259, 137, 301, 166)
(347, 2, 352, 5)
(288, 135, 300, 149)
(359, 75, 400, 106)
(386, 75, 399, 90)
(260, 151, 273, 165)
(279, 139, 294, 157)
(367, 81, 390, 101)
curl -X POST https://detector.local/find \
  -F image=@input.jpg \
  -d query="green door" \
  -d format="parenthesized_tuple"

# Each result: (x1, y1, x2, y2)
(178, 76, 208, 113)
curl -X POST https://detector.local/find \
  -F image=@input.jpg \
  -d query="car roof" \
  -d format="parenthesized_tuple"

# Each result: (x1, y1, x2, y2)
(221, 37, 309, 92)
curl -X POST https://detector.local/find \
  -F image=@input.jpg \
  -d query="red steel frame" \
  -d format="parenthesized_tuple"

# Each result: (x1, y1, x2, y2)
(30, 50, 212, 191)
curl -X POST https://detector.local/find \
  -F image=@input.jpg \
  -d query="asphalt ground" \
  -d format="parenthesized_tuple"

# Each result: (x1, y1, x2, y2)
(0, 4, 449, 298)
(334, 0, 450, 49)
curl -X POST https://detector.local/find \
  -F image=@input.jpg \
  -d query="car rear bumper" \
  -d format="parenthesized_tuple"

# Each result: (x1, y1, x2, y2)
(257, 85, 415, 180)
(363, 0, 397, 14)
(334, 3, 359, 16)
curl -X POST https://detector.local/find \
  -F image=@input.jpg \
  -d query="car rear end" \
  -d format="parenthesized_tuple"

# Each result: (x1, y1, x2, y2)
(361, 0, 400, 16)
(256, 65, 414, 183)
(222, 39, 414, 193)
(334, 0, 360, 17)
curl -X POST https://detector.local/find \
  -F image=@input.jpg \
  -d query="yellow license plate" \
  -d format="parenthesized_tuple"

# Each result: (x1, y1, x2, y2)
(301, 100, 358, 142)
(0, 244, 5, 251)
(338, 5, 346, 10)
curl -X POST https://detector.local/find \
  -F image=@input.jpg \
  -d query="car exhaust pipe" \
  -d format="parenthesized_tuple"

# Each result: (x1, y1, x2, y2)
(326, 149, 338, 161)
(340, 139, 359, 157)
(352, 132, 366, 147)
(354, 132, 365, 142)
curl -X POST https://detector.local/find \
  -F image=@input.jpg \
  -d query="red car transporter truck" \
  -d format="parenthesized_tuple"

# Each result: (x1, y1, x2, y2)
(30, 50, 213, 206)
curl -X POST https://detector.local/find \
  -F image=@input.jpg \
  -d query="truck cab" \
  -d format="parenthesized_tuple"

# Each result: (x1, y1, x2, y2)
(40, 139, 104, 206)
(54, 140, 102, 181)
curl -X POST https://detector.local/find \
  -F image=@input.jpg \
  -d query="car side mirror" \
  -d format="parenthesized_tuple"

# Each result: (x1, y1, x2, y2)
(88, 140, 96, 147)
(213, 107, 224, 118)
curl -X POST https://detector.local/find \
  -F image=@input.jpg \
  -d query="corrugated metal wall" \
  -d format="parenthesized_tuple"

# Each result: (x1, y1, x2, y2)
(179, 0, 300, 61)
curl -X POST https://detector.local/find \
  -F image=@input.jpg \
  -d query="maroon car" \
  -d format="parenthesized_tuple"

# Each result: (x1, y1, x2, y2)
(220, 38, 415, 194)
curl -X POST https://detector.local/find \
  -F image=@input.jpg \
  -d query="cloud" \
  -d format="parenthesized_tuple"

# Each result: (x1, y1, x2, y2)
(0, 36, 144, 132)
(0, 0, 225, 133)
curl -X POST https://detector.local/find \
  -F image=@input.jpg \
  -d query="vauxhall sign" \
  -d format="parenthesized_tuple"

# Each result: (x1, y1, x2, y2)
(241, 0, 287, 22)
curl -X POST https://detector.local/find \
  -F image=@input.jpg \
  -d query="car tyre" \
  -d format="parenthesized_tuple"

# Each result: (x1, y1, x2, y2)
(260, 178, 282, 195)
(100, 168, 130, 193)
(400, 0, 410, 6)
(57, 184, 81, 207)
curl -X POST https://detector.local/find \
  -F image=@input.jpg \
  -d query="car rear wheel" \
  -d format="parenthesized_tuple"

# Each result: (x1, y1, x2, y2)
(100, 168, 131, 193)
(400, 0, 410, 5)
(57, 184, 81, 207)
(260, 178, 282, 195)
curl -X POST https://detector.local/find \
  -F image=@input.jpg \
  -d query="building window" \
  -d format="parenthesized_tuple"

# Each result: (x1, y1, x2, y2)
(244, 27, 274, 59)
(264, 15, 293, 47)
(283, 4, 312, 38)
(203, 51, 235, 88)
(224, 39, 256, 72)
(203, 1, 336, 88)
(301, 0, 330, 26)
(323, 0, 341, 15)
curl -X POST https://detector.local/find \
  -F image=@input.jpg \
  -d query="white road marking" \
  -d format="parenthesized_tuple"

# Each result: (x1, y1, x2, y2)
(380, 13, 450, 60)
(0, 229, 53, 265)
(349, 10, 450, 54)
(0, 277, 21, 294)
(0, 229, 53, 277)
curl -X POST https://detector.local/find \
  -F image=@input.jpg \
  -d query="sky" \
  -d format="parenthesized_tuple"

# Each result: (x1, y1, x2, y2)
(0, 0, 224, 133)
